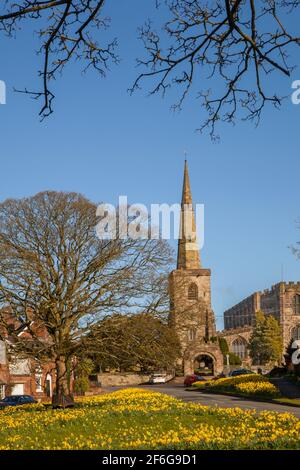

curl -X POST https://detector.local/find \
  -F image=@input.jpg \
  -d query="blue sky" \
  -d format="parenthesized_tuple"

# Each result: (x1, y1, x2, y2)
(0, 1, 299, 329)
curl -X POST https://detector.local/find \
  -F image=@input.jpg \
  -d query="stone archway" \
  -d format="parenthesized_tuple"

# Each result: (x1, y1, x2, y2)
(194, 353, 214, 376)
(183, 344, 223, 376)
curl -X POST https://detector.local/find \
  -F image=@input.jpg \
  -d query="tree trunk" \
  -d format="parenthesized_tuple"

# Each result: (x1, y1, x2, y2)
(52, 355, 74, 407)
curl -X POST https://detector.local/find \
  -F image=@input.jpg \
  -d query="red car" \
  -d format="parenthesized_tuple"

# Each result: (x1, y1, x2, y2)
(184, 374, 205, 387)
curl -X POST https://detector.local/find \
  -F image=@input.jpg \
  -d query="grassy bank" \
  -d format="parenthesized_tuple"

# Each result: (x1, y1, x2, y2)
(192, 374, 280, 400)
(0, 388, 300, 450)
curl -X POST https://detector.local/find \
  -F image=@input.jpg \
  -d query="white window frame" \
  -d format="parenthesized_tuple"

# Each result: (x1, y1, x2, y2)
(35, 369, 43, 393)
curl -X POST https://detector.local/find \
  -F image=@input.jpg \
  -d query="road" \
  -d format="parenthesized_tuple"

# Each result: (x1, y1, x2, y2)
(106, 382, 300, 418)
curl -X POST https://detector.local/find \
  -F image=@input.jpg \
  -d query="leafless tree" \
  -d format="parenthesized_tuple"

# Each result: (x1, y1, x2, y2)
(132, 0, 300, 138)
(0, 191, 173, 405)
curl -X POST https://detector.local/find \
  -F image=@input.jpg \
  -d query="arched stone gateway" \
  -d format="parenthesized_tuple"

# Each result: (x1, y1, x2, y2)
(194, 354, 215, 376)
(183, 344, 223, 376)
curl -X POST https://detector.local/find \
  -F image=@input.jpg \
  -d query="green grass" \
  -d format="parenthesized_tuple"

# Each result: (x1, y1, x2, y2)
(273, 397, 300, 407)
(190, 386, 277, 401)
(0, 389, 300, 450)
(191, 375, 300, 407)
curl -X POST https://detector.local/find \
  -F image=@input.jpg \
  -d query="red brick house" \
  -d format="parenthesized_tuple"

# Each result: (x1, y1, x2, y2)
(0, 313, 56, 401)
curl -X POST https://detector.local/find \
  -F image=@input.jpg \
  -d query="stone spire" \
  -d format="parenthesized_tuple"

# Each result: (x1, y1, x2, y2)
(177, 160, 201, 269)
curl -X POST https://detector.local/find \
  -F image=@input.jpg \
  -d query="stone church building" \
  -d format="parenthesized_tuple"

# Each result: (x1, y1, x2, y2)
(170, 161, 300, 376)
(222, 282, 300, 363)
(169, 161, 223, 376)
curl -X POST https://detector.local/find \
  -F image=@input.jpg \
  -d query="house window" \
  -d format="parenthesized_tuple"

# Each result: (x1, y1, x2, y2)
(291, 326, 300, 341)
(35, 369, 43, 393)
(11, 383, 24, 395)
(188, 283, 198, 300)
(294, 295, 300, 315)
(45, 373, 52, 398)
(188, 328, 196, 342)
(0, 384, 5, 399)
(232, 337, 247, 359)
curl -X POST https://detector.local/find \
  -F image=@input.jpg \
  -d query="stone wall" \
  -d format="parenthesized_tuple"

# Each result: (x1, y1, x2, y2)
(219, 326, 252, 346)
(97, 373, 175, 387)
(224, 293, 259, 329)
(274, 282, 300, 347)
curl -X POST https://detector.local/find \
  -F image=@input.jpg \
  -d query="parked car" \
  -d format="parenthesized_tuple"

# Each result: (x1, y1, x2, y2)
(229, 369, 255, 377)
(149, 373, 168, 384)
(0, 395, 37, 408)
(184, 374, 205, 387)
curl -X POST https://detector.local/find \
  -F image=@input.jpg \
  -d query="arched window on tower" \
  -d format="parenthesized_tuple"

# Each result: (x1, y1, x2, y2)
(188, 328, 196, 342)
(232, 337, 247, 359)
(188, 283, 198, 300)
(291, 325, 300, 341)
(294, 295, 300, 315)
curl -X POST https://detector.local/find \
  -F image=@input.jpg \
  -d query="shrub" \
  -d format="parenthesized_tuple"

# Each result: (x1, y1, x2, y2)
(218, 338, 242, 365)
(268, 366, 287, 377)
(74, 377, 90, 395)
(228, 352, 242, 365)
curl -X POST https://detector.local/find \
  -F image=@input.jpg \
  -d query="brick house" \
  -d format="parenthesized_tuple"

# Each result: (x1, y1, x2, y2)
(0, 313, 56, 400)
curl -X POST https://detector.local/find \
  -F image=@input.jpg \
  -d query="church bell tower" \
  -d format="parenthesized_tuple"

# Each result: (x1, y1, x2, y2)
(169, 160, 223, 376)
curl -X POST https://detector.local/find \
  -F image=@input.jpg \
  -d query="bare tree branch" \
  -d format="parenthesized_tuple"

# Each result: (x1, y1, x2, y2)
(131, 0, 300, 139)
(0, 1, 118, 118)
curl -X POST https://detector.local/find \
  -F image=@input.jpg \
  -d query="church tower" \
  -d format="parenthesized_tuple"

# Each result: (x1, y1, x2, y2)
(169, 160, 223, 376)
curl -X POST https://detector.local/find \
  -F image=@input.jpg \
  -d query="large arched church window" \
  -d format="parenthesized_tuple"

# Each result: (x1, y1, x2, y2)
(188, 283, 198, 300)
(232, 337, 247, 359)
(291, 325, 300, 341)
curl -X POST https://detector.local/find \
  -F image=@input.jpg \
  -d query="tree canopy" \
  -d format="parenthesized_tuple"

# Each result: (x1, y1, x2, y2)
(87, 313, 181, 373)
(249, 310, 283, 365)
(0, 191, 173, 404)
